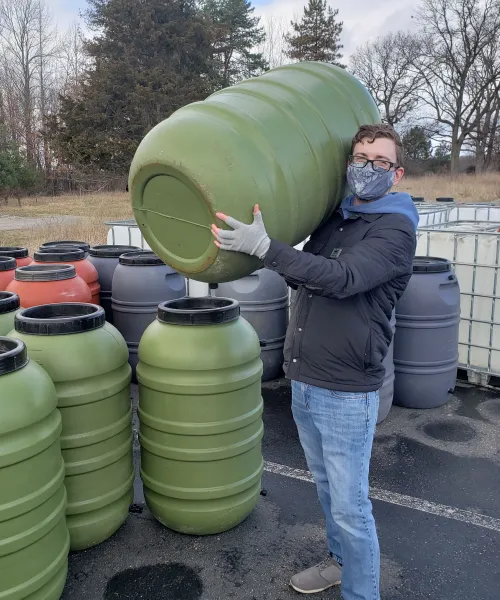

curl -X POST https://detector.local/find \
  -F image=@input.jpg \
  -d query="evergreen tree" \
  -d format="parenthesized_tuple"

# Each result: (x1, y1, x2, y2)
(284, 0, 344, 66)
(203, 0, 267, 87)
(403, 127, 432, 161)
(0, 146, 38, 197)
(51, 0, 216, 172)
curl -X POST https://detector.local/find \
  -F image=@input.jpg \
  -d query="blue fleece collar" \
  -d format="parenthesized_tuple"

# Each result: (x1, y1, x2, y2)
(340, 192, 419, 231)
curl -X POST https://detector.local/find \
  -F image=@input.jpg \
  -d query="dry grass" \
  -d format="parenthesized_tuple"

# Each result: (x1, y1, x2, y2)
(400, 172, 500, 203)
(1, 174, 499, 253)
(0, 192, 132, 253)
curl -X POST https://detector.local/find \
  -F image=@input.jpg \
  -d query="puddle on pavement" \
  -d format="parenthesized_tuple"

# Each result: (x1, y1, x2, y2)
(104, 563, 203, 599)
(422, 420, 476, 442)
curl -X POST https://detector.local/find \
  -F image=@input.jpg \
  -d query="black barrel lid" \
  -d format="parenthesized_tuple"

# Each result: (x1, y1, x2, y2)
(0, 337, 28, 376)
(15, 303, 105, 335)
(89, 245, 141, 258)
(41, 240, 90, 252)
(34, 247, 85, 262)
(412, 197, 425, 203)
(0, 246, 29, 259)
(15, 264, 76, 282)
(0, 256, 16, 271)
(119, 251, 164, 266)
(0, 291, 20, 314)
(436, 197, 455, 203)
(413, 257, 451, 273)
(158, 297, 240, 326)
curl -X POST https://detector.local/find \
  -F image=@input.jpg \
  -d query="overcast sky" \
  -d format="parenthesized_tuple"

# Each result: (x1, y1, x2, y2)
(46, 0, 419, 57)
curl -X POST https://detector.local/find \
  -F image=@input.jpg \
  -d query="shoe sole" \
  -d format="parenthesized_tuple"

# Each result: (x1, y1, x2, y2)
(289, 579, 341, 595)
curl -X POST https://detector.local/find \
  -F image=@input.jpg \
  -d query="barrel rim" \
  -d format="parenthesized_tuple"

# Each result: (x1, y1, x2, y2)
(89, 245, 141, 258)
(0, 337, 28, 375)
(0, 246, 29, 258)
(411, 196, 425, 203)
(0, 256, 16, 271)
(15, 303, 106, 335)
(435, 197, 455, 202)
(158, 297, 240, 325)
(119, 251, 164, 266)
(40, 240, 90, 252)
(413, 256, 451, 273)
(0, 291, 20, 314)
(34, 247, 86, 262)
(15, 264, 77, 282)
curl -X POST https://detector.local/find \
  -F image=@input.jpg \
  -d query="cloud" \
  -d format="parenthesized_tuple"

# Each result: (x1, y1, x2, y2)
(45, 0, 85, 29)
(252, 0, 419, 56)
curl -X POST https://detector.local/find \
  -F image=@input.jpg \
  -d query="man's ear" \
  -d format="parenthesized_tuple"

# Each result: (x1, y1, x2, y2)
(393, 167, 405, 186)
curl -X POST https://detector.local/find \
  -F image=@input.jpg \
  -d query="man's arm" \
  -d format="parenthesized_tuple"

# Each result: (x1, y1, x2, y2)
(263, 223, 416, 300)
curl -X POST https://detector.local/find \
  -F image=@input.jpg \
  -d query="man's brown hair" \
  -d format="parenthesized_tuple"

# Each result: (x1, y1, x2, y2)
(351, 123, 404, 168)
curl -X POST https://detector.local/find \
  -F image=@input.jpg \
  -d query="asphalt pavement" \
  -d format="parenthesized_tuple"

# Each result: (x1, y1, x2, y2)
(61, 379, 500, 600)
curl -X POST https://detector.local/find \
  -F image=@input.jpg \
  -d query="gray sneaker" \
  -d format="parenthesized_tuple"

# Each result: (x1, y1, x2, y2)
(290, 557, 342, 594)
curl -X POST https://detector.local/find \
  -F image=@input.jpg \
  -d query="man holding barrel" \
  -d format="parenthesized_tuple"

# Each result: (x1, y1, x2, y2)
(212, 123, 418, 600)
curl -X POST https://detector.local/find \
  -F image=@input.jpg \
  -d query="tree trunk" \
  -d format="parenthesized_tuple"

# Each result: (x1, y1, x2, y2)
(450, 131, 461, 173)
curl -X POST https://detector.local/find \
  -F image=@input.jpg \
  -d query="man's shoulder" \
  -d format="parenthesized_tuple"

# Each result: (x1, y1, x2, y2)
(368, 212, 416, 235)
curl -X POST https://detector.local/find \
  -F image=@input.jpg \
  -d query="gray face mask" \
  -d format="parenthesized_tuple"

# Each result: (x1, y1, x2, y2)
(346, 163, 395, 201)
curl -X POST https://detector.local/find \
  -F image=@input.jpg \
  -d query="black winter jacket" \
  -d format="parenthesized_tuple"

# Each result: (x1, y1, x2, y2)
(263, 209, 417, 392)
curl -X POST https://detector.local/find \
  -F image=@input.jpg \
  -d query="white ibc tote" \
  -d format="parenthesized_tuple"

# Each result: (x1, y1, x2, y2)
(417, 220, 500, 384)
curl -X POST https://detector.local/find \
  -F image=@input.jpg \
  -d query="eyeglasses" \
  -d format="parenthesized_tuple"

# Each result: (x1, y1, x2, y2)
(348, 155, 398, 173)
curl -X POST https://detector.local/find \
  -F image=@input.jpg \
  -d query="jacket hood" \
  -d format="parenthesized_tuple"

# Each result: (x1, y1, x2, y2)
(340, 192, 419, 231)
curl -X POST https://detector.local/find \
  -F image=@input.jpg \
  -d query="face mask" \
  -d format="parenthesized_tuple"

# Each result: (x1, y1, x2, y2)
(346, 163, 395, 201)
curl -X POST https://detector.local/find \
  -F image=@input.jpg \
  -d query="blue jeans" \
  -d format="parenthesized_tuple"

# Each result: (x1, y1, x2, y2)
(291, 380, 380, 600)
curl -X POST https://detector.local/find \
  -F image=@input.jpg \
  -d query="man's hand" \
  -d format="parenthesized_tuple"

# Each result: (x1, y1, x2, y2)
(211, 204, 271, 260)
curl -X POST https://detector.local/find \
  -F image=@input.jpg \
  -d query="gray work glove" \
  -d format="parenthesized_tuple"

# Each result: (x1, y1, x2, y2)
(211, 204, 271, 260)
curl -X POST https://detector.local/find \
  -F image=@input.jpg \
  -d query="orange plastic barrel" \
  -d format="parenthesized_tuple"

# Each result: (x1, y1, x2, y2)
(0, 246, 31, 267)
(32, 247, 100, 304)
(0, 257, 16, 290)
(6, 264, 92, 308)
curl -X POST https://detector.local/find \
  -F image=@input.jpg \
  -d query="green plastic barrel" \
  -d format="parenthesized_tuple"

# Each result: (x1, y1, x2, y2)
(0, 337, 69, 599)
(138, 297, 263, 534)
(0, 292, 21, 336)
(10, 304, 133, 551)
(129, 61, 380, 282)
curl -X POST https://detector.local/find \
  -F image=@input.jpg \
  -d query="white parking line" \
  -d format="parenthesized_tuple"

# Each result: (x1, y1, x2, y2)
(263, 461, 500, 534)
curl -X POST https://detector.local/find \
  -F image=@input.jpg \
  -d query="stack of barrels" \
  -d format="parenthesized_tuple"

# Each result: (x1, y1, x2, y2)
(0, 61, 464, 600)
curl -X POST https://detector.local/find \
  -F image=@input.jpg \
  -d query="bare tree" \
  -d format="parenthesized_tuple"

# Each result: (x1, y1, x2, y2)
(350, 31, 425, 128)
(60, 23, 89, 98)
(414, 0, 500, 172)
(0, 0, 59, 169)
(258, 16, 289, 69)
(36, 0, 59, 172)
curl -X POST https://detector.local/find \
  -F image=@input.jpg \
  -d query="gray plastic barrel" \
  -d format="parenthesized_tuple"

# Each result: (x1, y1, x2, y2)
(378, 310, 396, 424)
(394, 257, 460, 409)
(214, 269, 288, 381)
(88, 245, 140, 323)
(112, 251, 186, 379)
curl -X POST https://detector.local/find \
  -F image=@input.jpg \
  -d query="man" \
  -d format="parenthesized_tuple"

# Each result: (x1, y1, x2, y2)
(211, 124, 418, 600)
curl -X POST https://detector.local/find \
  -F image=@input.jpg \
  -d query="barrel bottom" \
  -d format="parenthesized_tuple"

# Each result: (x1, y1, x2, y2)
(393, 368, 457, 409)
(377, 379, 394, 424)
(144, 480, 261, 536)
(68, 488, 133, 551)
(261, 346, 284, 382)
(99, 295, 113, 324)
(128, 343, 138, 383)
(1, 515, 69, 600)
(25, 563, 68, 600)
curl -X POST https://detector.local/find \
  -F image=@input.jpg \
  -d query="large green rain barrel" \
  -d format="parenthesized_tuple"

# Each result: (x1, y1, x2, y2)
(0, 337, 69, 599)
(129, 62, 380, 283)
(10, 304, 133, 551)
(138, 297, 263, 534)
